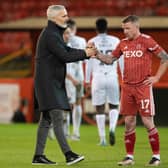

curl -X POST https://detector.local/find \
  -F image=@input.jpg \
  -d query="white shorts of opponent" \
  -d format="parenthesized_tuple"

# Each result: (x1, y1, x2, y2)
(91, 74, 120, 106)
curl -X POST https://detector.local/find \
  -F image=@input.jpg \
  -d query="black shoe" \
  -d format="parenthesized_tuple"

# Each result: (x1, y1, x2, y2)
(65, 151, 84, 165)
(109, 131, 115, 146)
(32, 155, 57, 165)
(146, 157, 160, 166)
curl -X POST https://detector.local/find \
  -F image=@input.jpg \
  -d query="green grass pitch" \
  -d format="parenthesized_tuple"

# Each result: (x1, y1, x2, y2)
(0, 124, 168, 168)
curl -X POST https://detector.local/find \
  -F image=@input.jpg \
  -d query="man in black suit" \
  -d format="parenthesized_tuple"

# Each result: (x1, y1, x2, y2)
(32, 5, 96, 166)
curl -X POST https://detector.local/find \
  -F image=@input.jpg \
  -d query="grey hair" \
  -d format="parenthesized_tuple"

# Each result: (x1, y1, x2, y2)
(47, 5, 65, 20)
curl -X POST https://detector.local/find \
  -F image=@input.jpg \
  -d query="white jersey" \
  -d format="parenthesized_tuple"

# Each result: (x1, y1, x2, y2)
(68, 35, 86, 50)
(66, 35, 86, 103)
(85, 33, 123, 105)
(85, 33, 123, 83)
(67, 35, 86, 82)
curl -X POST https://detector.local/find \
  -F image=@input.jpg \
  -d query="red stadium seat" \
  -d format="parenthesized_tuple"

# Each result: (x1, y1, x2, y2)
(0, 0, 168, 18)
(155, 5, 168, 16)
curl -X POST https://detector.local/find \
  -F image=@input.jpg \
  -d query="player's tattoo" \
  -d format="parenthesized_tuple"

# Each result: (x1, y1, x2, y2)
(99, 50, 113, 65)
(99, 61, 105, 66)
(157, 51, 168, 63)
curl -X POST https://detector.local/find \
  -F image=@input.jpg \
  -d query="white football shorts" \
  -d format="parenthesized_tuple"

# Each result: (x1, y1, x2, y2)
(91, 74, 120, 106)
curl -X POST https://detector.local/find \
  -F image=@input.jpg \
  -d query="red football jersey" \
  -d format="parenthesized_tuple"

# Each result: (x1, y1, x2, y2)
(112, 34, 163, 85)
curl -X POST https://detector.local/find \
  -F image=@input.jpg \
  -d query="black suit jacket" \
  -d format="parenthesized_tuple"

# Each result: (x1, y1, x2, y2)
(34, 21, 87, 112)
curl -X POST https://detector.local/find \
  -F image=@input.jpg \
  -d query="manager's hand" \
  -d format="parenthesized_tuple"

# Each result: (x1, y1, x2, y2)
(85, 47, 97, 57)
(85, 42, 97, 57)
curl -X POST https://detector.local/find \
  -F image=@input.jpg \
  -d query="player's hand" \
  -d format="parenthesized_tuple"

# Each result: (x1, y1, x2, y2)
(143, 76, 160, 85)
(85, 83, 91, 97)
(96, 51, 103, 59)
(72, 79, 80, 86)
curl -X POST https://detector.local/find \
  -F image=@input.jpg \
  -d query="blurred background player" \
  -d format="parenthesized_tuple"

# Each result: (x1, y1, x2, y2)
(63, 27, 72, 138)
(11, 98, 29, 123)
(85, 18, 123, 146)
(65, 19, 86, 140)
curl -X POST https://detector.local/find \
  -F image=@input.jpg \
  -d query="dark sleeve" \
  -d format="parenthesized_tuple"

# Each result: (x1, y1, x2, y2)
(47, 33, 87, 63)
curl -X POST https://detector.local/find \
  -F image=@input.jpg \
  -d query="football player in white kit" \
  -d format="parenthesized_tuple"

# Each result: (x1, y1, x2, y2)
(85, 18, 123, 146)
(65, 19, 86, 140)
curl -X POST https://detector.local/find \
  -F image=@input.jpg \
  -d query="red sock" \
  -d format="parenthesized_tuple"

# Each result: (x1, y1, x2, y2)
(124, 131, 136, 155)
(148, 127, 160, 155)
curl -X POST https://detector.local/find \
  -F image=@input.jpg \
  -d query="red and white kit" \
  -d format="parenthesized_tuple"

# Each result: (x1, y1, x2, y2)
(113, 34, 164, 116)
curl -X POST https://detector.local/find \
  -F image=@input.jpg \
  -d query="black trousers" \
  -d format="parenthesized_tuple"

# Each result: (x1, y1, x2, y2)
(34, 109, 71, 155)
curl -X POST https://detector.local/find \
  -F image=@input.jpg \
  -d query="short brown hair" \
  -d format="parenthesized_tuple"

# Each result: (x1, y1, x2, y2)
(122, 15, 139, 24)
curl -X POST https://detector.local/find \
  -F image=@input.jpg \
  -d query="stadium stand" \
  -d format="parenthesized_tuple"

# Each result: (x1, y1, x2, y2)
(0, 0, 167, 54)
(0, 0, 168, 23)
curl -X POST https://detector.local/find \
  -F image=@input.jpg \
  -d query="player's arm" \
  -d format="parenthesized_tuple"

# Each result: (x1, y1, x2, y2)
(118, 55, 124, 78)
(158, 50, 168, 63)
(66, 74, 80, 86)
(66, 64, 80, 86)
(155, 50, 168, 79)
(144, 50, 168, 85)
(96, 52, 118, 64)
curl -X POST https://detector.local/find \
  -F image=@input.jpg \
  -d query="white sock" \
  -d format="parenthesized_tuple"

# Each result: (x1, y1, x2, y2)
(72, 105, 82, 137)
(66, 112, 70, 136)
(63, 112, 70, 136)
(48, 126, 55, 139)
(109, 109, 119, 132)
(152, 154, 160, 160)
(96, 114, 106, 142)
(126, 154, 134, 159)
